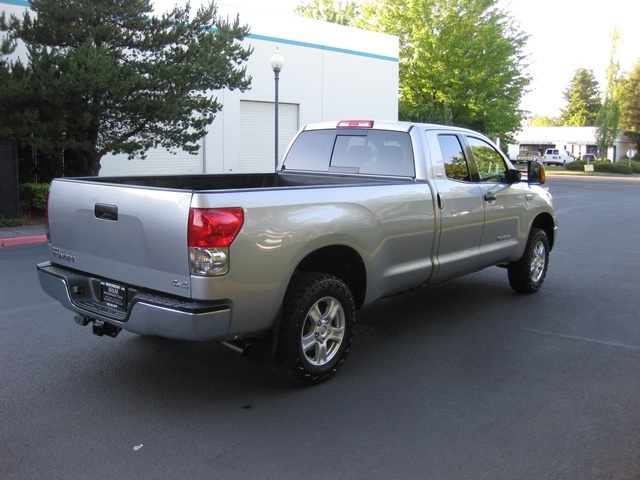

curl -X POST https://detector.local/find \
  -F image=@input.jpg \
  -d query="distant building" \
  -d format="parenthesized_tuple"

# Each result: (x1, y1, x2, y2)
(0, 1, 399, 176)
(510, 126, 634, 162)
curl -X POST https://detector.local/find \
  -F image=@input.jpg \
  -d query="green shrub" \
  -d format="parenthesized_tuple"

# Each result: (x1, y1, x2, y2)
(0, 217, 25, 227)
(565, 161, 586, 171)
(624, 159, 640, 173)
(594, 162, 622, 174)
(19, 183, 49, 212)
(614, 163, 634, 175)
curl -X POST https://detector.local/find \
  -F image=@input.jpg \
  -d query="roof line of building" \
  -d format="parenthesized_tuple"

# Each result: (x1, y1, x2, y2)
(2, 1, 399, 63)
(247, 33, 398, 63)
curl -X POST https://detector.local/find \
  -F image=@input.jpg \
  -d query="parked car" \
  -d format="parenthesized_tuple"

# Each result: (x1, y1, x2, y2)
(582, 153, 596, 162)
(544, 148, 572, 166)
(515, 151, 543, 164)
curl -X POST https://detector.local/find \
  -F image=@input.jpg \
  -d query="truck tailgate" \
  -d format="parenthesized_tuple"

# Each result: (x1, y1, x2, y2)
(47, 179, 193, 297)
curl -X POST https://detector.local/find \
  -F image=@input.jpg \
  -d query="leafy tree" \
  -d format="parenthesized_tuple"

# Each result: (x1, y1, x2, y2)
(595, 29, 622, 159)
(530, 116, 558, 127)
(295, 0, 361, 25)
(0, 0, 252, 176)
(353, 0, 530, 144)
(620, 59, 640, 153)
(558, 68, 601, 126)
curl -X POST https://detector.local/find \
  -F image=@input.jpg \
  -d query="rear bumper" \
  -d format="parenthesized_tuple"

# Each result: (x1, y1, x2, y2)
(37, 262, 231, 342)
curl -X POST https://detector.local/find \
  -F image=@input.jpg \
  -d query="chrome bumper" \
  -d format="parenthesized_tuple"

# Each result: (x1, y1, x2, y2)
(37, 262, 231, 342)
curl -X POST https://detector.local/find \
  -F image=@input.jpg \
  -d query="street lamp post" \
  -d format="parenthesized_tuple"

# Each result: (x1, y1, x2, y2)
(627, 148, 637, 168)
(270, 49, 284, 171)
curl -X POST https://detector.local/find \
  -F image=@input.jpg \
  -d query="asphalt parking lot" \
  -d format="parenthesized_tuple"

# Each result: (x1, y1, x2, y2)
(1, 175, 639, 479)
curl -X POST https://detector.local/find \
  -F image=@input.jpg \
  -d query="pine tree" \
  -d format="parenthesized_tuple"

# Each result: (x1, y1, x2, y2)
(558, 68, 601, 126)
(1, 0, 252, 176)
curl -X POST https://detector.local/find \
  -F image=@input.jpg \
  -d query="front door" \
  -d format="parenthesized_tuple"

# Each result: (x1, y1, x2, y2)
(466, 136, 525, 267)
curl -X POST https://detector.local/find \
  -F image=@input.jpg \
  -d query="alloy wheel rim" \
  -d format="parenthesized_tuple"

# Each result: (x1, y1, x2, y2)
(530, 241, 546, 283)
(300, 296, 346, 367)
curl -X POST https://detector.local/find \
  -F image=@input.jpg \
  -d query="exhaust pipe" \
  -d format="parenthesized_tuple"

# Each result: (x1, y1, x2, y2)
(222, 339, 253, 356)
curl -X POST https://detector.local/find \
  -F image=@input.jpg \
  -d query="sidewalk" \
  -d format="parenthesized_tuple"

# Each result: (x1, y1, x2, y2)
(0, 223, 47, 247)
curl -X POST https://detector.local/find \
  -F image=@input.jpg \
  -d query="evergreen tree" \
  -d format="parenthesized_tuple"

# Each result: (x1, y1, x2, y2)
(0, 0, 252, 176)
(620, 60, 640, 153)
(558, 68, 601, 126)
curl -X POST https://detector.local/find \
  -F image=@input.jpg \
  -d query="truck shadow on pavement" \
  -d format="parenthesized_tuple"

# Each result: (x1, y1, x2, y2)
(59, 268, 542, 410)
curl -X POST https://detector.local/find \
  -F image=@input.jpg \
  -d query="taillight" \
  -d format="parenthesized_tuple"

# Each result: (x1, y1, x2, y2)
(188, 208, 244, 276)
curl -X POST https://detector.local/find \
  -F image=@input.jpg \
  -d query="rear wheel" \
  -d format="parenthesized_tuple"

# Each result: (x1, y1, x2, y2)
(272, 272, 355, 385)
(508, 227, 549, 294)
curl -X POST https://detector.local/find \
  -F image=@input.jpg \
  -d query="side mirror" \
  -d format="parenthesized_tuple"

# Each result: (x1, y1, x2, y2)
(505, 169, 522, 183)
(527, 161, 546, 185)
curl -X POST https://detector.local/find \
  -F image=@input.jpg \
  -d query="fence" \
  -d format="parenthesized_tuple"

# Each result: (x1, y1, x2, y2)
(0, 142, 20, 218)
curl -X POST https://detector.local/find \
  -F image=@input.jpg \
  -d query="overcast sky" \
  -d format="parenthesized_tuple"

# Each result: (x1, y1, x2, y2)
(153, 0, 640, 119)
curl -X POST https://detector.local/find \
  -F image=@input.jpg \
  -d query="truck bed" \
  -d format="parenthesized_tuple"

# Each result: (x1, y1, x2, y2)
(83, 171, 410, 191)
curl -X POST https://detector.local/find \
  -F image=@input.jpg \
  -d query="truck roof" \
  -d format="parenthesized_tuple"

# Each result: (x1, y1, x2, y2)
(302, 120, 480, 136)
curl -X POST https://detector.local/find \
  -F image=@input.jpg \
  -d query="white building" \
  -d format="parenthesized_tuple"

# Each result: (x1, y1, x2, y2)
(0, 1, 399, 176)
(510, 126, 635, 162)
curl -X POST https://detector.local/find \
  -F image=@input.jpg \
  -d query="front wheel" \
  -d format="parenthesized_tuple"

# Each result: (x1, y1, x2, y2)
(508, 228, 550, 294)
(272, 272, 355, 385)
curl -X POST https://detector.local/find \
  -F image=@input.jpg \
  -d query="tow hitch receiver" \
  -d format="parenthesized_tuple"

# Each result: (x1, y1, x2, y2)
(74, 315, 122, 338)
(91, 319, 121, 338)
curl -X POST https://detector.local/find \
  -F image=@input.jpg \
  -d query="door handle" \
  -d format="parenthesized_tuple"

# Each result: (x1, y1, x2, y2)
(484, 192, 497, 202)
(94, 203, 118, 221)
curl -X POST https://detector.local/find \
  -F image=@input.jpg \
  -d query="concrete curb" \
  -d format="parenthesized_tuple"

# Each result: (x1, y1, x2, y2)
(0, 235, 48, 248)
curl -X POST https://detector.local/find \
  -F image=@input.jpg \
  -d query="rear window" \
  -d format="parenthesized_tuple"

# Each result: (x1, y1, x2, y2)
(284, 129, 415, 177)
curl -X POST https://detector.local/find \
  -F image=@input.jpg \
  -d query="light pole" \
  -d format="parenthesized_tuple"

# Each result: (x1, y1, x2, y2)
(627, 148, 637, 168)
(270, 48, 284, 171)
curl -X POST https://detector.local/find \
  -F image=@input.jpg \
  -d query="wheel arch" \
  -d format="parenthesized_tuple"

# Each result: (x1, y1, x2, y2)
(293, 245, 367, 308)
(531, 212, 556, 250)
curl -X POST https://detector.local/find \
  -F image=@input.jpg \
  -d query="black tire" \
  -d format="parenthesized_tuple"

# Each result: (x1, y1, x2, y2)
(508, 227, 549, 294)
(272, 272, 355, 385)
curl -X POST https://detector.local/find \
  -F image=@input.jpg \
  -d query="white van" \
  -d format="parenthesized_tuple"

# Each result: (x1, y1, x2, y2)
(544, 148, 573, 166)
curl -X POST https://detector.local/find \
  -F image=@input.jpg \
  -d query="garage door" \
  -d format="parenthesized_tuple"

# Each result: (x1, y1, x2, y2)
(240, 100, 299, 172)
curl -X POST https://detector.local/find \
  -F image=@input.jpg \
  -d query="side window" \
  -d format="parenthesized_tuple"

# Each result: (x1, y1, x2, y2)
(467, 136, 507, 183)
(438, 134, 471, 182)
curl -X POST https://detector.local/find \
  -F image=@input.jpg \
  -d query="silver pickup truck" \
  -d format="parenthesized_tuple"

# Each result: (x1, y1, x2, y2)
(37, 120, 556, 384)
